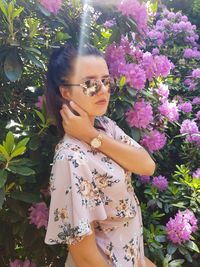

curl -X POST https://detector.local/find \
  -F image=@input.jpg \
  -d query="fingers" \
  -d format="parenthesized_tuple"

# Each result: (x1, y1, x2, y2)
(70, 101, 87, 117)
(62, 104, 75, 118)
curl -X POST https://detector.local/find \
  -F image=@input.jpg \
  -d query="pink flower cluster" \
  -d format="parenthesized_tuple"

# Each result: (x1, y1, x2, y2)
(196, 111, 200, 121)
(29, 202, 49, 229)
(192, 68, 200, 79)
(178, 102, 192, 113)
(158, 100, 179, 122)
(10, 259, 36, 267)
(147, 10, 199, 47)
(192, 168, 200, 179)
(154, 83, 169, 102)
(40, 0, 62, 15)
(140, 129, 167, 152)
(125, 99, 153, 129)
(166, 209, 198, 244)
(105, 37, 173, 89)
(192, 97, 200, 105)
(152, 175, 168, 191)
(183, 48, 200, 59)
(138, 175, 151, 184)
(180, 119, 200, 147)
(35, 95, 45, 110)
(117, 0, 148, 33)
(142, 52, 173, 81)
(138, 175, 168, 191)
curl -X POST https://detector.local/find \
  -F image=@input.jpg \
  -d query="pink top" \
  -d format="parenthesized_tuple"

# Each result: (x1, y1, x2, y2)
(45, 116, 146, 267)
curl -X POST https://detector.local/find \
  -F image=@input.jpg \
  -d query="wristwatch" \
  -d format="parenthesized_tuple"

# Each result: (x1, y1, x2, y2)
(90, 133, 103, 150)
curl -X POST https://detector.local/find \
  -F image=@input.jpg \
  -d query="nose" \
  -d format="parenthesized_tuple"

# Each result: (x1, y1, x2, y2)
(97, 80, 108, 95)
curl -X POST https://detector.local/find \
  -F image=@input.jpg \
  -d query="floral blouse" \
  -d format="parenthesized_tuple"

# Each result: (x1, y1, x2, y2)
(45, 116, 146, 267)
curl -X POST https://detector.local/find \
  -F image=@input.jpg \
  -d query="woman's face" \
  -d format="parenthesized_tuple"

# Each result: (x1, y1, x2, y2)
(60, 55, 110, 118)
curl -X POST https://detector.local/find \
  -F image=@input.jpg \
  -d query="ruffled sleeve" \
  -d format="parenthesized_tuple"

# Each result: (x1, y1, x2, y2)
(45, 142, 107, 245)
(100, 116, 143, 149)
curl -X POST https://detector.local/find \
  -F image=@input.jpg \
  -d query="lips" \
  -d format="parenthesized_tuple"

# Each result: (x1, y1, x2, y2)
(95, 99, 107, 104)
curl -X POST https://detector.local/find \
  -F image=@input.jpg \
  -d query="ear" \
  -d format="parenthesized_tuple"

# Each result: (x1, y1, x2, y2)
(59, 86, 71, 101)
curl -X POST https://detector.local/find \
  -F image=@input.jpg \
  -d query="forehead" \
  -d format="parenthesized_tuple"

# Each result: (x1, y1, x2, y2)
(72, 55, 109, 79)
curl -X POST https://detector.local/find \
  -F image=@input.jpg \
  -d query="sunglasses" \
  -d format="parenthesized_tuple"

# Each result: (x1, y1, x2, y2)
(62, 77, 115, 96)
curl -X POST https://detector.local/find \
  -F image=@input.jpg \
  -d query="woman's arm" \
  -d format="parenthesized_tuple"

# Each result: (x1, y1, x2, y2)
(60, 102, 156, 176)
(84, 129, 155, 176)
(69, 223, 109, 267)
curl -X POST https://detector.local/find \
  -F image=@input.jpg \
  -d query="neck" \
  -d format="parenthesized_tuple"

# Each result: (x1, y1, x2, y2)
(90, 116, 96, 126)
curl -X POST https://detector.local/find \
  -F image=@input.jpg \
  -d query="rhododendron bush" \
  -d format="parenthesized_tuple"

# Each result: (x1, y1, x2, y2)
(0, 0, 199, 266)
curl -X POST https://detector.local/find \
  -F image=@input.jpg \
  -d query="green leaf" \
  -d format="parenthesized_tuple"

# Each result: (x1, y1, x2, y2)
(185, 240, 200, 253)
(26, 53, 44, 69)
(0, 154, 6, 162)
(4, 50, 23, 82)
(10, 147, 26, 159)
(23, 46, 41, 55)
(0, 169, 7, 188)
(169, 259, 184, 267)
(34, 109, 45, 124)
(14, 137, 30, 151)
(130, 128, 141, 142)
(155, 235, 166, 242)
(119, 76, 126, 89)
(126, 87, 137, 98)
(5, 131, 14, 154)
(12, 6, 24, 19)
(8, 165, 35, 176)
(178, 246, 192, 262)
(10, 191, 40, 203)
(141, 90, 157, 101)
(167, 243, 178, 255)
(29, 135, 40, 151)
(0, 0, 7, 17)
(7, 2, 13, 18)
(9, 158, 35, 167)
(55, 31, 71, 42)
(0, 145, 9, 159)
(0, 188, 5, 209)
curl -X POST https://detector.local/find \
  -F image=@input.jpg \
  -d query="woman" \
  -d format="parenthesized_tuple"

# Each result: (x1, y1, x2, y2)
(45, 43, 156, 267)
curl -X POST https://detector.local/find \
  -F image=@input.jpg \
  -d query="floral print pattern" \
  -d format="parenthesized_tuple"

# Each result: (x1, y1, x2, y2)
(45, 116, 146, 267)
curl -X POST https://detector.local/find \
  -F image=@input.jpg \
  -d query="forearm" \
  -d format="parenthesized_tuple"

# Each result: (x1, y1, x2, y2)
(76, 252, 109, 267)
(84, 129, 156, 175)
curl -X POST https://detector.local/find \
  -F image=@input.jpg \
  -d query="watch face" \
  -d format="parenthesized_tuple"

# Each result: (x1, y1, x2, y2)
(91, 138, 101, 148)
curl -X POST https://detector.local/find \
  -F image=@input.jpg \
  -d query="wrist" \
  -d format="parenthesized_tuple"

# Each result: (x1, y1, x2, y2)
(83, 128, 99, 144)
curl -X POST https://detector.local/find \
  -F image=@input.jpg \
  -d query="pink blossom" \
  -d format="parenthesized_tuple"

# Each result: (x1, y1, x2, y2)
(10, 259, 36, 267)
(192, 97, 200, 105)
(178, 102, 192, 113)
(158, 101, 179, 122)
(180, 119, 200, 146)
(40, 0, 62, 15)
(166, 209, 198, 244)
(29, 202, 49, 229)
(117, 0, 148, 33)
(152, 175, 168, 191)
(192, 68, 200, 79)
(35, 95, 45, 109)
(155, 83, 169, 101)
(192, 168, 200, 178)
(196, 111, 200, 120)
(140, 129, 167, 152)
(139, 175, 151, 184)
(121, 63, 146, 90)
(126, 99, 153, 129)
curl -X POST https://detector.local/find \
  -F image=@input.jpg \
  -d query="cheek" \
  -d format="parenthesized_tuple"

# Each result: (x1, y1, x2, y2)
(71, 90, 94, 111)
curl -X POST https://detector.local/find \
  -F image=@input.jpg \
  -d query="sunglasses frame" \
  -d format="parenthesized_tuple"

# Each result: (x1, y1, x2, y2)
(62, 76, 115, 96)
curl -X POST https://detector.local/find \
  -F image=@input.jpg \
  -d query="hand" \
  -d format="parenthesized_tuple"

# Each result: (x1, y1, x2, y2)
(60, 101, 98, 143)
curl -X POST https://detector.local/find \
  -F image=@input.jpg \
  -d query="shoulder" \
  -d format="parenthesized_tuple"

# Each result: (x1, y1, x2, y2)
(53, 136, 89, 164)
(96, 115, 117, 136)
